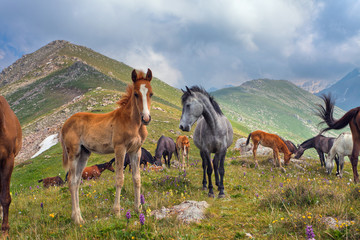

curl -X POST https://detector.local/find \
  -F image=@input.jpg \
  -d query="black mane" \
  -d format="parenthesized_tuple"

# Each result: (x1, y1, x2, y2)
(181, 85, 223, 115)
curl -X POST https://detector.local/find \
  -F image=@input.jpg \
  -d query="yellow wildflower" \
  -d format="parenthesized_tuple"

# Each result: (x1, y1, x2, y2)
(49, 213, 55, 218)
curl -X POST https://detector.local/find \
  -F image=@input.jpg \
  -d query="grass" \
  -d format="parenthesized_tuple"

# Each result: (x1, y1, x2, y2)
(7, 144, 360, 239)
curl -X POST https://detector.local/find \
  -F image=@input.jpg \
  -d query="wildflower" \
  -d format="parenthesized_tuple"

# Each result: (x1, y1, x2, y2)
(255, 193, 259, 198)
(49, 213, 55, 218)
(40, 202, 43, 209)
(146, 208, 152, 217)
(139, 213, 145, 225)
(29, 186, 32, 190)
(279, 183, 283, 187)
(126, 210, 131, 219)
(305, 225, 315, 240)
(140, 194, 145, 205)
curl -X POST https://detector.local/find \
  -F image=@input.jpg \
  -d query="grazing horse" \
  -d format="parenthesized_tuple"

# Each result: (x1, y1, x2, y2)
(179, 86, 233, 198)
(122, 147, 157, 171)
(154, 136, 178, 168)
(64, 159, 115, 181)
(38, 176, 65, 188)
(283, 140, 298, 154)
(326, 132, 353, 178)
(0, 96, 22, 234)
(61, 69, 153, 224)
(246, 130, 291, 170)
(82, 159, 115, 180)
(176, 135, 190, 170)
(317, 94, 360, 183)
(294, 135, 339, 169)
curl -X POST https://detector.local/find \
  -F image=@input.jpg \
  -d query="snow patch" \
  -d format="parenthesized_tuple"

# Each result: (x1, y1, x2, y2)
(31, 134, 59, 158)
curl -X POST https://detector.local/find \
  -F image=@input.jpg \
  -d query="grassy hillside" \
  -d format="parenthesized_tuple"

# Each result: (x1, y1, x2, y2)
(213, 79, 347, 143)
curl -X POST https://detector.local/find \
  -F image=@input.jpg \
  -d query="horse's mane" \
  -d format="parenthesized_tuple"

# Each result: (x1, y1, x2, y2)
(181, 86, 223, 115)
(117, 84, 134, 107)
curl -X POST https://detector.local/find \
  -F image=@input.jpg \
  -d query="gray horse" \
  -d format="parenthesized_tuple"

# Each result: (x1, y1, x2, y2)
(179, 86, 233, 198)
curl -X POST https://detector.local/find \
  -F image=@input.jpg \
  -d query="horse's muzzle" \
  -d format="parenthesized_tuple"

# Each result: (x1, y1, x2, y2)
(179, 124, 190, 132)
(141, 115, 151, 125)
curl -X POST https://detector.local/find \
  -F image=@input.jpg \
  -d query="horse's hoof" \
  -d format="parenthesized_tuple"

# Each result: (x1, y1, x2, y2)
(218, 193, 225, 198)
(202, 186, 207, 191)
(73, 215, 85, 225)
(208, 193, 215, 198)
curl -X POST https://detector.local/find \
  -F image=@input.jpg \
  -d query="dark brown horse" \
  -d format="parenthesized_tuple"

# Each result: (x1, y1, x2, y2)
(82, 159, 115, 180)
(294, 134, 340, 174)
(0, 96, 22, 234)
(317, 94, 360, 183)
(246, 130, 292, 170)
(38, 176, 65, 188)
(154, 135, 178, 168)
(61, 69, 153, 224)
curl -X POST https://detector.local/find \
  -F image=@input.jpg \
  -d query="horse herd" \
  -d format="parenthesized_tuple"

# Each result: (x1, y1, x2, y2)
(0, 68, 360, 234)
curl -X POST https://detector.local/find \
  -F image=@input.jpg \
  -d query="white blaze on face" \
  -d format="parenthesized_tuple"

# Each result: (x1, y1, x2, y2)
(140, 84, 150, 121)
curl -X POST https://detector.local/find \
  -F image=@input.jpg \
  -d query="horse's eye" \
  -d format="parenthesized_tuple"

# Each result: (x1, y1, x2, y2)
(186, 104, 190, 109)
(149, 93, 153, 98)
(134, 93, 139, 98)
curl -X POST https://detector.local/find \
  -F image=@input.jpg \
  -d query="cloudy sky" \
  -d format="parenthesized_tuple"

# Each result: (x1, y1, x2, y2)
(1, 0, 360, 89)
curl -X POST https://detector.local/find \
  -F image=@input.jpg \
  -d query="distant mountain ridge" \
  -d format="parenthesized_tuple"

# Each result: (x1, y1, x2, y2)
(213, 79, 346, 142)
(318, 68, 360, 110)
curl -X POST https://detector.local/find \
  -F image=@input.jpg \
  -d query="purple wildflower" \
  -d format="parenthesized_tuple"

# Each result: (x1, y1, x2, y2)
(306, 225, 315, 240)
(279, 183, 283, 187)
(40, 202, 43, 209)
(126, 210, 131, 219)
(244, 172, 246, 176)
(140, 194, 145, 205)
(139, 213, 145, 225)
(29, 186, 32, 190)
(37, 185, 40, 189)
(255, 193, 259, 198)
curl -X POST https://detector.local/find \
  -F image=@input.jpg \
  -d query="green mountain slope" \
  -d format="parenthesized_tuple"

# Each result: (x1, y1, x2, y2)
(213, 79, 346, 142)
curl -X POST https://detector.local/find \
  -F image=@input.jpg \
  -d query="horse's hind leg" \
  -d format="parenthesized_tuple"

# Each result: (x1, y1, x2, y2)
(350, 142, 360, 183)
(252, 141, 259, 168)
(213, 153, 220, 188)
(0, 155, 14, 233)
(68, 146, 90, 224)
(317, 150, 325, 167)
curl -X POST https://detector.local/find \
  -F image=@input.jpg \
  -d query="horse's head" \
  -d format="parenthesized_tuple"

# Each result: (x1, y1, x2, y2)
(179, 87, 203, 131)
(153, 155, 162, 166)
(284, 153, 292, 165)
(106, 159, 115, 172)
(132, 69, 153, 125)
(294, 145, 305, 159)
(325, 155, 333, 175)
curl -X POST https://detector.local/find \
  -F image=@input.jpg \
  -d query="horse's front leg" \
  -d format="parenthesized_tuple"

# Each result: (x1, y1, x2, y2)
(218, 150, 227, 198)
(129, 149, 142, 212)
(213, 153, 219, 188)
(200, 151, 208, 190)
(338, 155, 345, 178)
(317, 149, 325, 167)
(350, 143, 360, 183)
(0, 155, 14, 233)
(113, 146, 126, 217)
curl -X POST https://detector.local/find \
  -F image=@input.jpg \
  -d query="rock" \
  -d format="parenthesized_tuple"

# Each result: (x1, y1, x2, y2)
(234, 138, 272, 156)
(151, 200, 209, 224)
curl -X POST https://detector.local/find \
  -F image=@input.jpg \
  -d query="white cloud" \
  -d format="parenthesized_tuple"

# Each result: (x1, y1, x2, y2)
(124, 47, 182, 87)
(0, 49, 5, 60)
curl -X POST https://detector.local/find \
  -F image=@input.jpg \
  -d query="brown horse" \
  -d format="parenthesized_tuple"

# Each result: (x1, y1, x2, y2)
(176, 135, 190, 170)
(317, 94, 360, 183)
(246, 130, 292, 170)
(38, 176, 65, 188)
(61, 69, 153, 224)
(0, 96, 22, 234)
(82, 159, 115, 180)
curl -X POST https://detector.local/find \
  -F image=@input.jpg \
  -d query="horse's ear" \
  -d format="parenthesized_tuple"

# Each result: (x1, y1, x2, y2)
(132, 69, 137, 82)
(186, 86, 192, 94)
(146, 68, 152, 82)
(181, 88, 186, 93)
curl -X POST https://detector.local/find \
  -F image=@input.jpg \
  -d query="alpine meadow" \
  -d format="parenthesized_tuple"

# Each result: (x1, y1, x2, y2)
(0, 40, 359, 239)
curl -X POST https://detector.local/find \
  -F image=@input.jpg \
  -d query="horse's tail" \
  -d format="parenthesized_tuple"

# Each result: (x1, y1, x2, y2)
(246, 132, 252, 146)
(61, 132, 69, 171)
(38, 179, 43, 183)
(317, 94, 360, 133)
